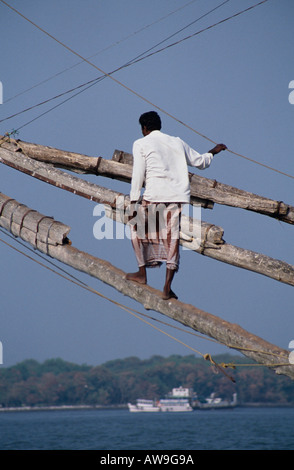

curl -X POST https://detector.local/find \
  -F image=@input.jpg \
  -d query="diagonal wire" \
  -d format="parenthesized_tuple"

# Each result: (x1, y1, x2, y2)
(0, 0, 231, 126)
(2, 0, 293, 182)
(0, 228, 291, 377)
(3, 0, 200, 104)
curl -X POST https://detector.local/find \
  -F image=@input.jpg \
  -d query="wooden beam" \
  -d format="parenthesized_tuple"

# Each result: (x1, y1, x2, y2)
(0, 145, 123, 206)
(181, 238, 294, 286)
(1, 138, 213, 209)
(0, 137, 100, 175)
(0, 146, 224, 245)
(1, 146, 294, 287)
(52, 244, 294, 380)
(112, 149, 294, 224)
(0, 191, 293, 379)
(108, 205, 294, 287)
(0, 192, 70, 249)
(2, 137, 294, 223)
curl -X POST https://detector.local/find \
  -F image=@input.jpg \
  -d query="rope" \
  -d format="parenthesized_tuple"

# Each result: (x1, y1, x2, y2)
(0, 232, 212, 360)
(3, 0, 200, 105)
(0, 1, 292, 375)
(2, 0, 293, 181)
(0, 130, 19, 147)
(119, 0, 232, 72)
(0, 229, 291, 378)
(0, 1, 231, 126)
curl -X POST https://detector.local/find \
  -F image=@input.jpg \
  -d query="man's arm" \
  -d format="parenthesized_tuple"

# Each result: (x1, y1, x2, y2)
(130, 142, 146, 203)
(183, 140, 227, 169)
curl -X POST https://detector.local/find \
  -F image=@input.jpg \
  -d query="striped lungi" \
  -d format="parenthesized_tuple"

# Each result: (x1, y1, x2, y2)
(128, 200, 182, 271)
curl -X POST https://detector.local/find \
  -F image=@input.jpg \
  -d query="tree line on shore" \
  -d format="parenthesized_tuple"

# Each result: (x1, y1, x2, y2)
(0, 354, 293, 408)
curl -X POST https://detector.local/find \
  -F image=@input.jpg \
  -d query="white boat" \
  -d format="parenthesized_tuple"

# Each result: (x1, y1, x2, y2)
(127, 399, 160, 412)
(159, 386, 194, 412)
(197, 392, 237, 410)
(159, 398, 193, 412)
(128, 386, 195, 412)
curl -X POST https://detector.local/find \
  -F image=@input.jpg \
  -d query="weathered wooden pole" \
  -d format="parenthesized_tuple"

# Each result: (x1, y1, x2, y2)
(107, 204, 294, 287)
(2, 137, 294, 224)
(112, 150, 294, 224)
(0, 192, 70, 250)
(0, 145, 223, 242)
(0, 190, 293, 379)
(51, 244, 294, 380)
(1, 146, 294, 287)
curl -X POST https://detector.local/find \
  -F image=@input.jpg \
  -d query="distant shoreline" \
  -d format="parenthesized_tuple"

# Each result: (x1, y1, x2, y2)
(0, 404, 128, 412)
(0, 403, 293, 412)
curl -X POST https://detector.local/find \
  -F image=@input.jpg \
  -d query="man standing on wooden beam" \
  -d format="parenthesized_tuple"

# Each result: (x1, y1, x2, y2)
(126, 111, 226, 299)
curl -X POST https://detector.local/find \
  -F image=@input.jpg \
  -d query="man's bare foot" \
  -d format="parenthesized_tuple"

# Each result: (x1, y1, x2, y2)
(162, 289, 178, 300)
(162, 268, 177, 300)
(126, 271, 147, 284)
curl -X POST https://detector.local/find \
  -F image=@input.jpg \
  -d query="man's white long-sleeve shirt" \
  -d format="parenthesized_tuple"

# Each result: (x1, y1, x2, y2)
(130, 130, 213, 203)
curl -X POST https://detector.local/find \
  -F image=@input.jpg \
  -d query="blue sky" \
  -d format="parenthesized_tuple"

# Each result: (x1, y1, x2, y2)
(0, 0, 293, 367)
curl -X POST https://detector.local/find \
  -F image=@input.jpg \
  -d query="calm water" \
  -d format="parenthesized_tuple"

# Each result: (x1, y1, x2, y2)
(0, 407, 293, 450)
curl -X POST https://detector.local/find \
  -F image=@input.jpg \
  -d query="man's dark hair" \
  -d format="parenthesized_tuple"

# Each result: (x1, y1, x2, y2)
(139, 111, 162, 131)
